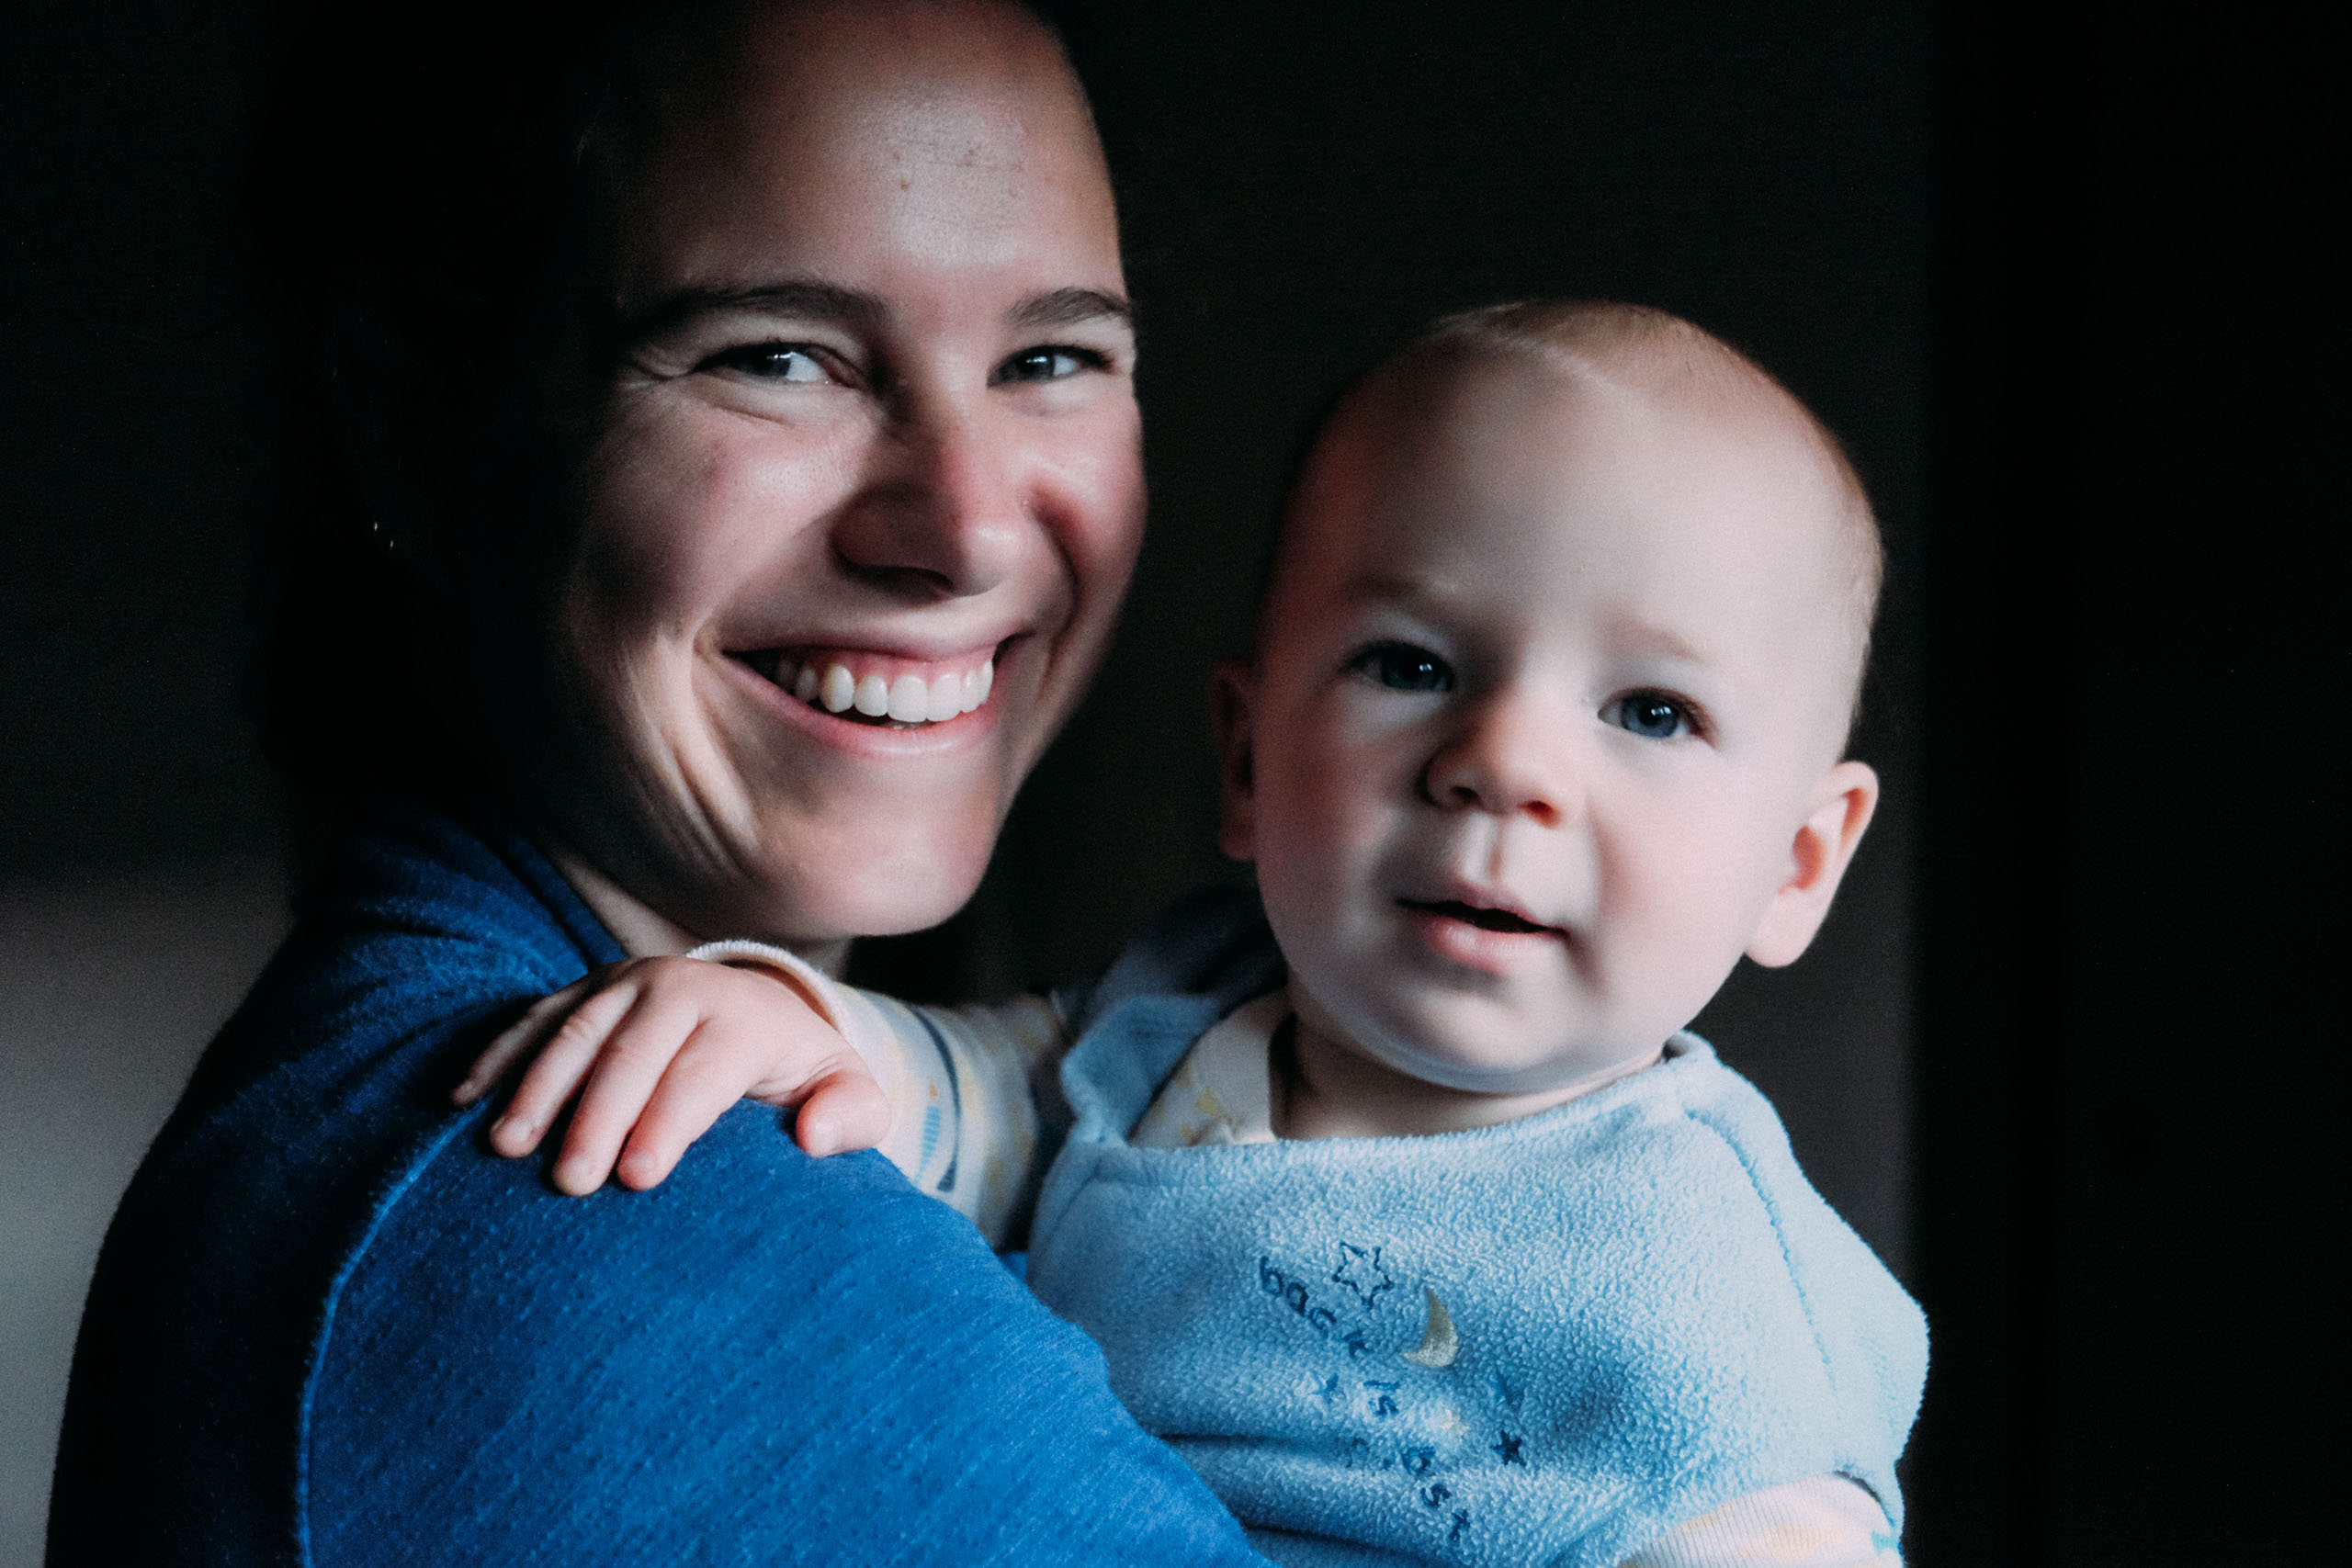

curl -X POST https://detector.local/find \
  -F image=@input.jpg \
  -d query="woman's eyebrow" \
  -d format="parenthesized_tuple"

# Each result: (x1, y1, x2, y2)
(623, 279, 889, 340)
(1006, 288, 1133, 331)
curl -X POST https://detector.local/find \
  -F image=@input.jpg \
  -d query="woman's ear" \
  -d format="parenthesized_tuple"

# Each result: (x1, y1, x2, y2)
(1210, 660, 1261, 862)
(1747, 759, 1880, 967)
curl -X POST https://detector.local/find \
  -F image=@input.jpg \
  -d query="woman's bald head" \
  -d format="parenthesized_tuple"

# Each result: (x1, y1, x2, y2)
(586, 0, 1102, 230)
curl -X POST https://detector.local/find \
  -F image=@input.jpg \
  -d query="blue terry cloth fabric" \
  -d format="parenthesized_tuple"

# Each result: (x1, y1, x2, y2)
(48, 796, 1269, 1568)
(1030, 890, 1928, 1568)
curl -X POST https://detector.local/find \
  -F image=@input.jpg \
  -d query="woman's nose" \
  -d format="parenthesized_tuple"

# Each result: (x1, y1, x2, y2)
(1421, 700, 1575, 828)
(831, 392, 1027, 600)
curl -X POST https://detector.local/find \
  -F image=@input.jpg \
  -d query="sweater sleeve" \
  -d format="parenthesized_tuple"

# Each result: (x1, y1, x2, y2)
(852, 989, 1064, 1247)
(685, 940, 1065, 1247)
(302, 1103, 1272, 1568)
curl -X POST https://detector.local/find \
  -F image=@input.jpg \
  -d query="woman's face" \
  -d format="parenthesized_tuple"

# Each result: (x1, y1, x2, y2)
(478, 1, 1142, 948)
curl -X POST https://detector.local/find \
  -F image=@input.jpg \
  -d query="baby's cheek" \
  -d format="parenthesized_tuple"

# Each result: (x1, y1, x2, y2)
(1266, 746, 1395, 884)
(1249, 752, 1378, 939)
(1601, 801, 1766, 1015)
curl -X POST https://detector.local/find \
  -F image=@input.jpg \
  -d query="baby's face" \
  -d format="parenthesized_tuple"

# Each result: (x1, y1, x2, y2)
(1225, 357, 1872, 1096)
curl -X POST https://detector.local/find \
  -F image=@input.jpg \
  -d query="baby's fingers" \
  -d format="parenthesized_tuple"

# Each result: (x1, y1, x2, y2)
(455, 983, 588, 1108)
(489, 980, 645, 1161)
(548, 989, 714, 1194)
(602, 1021, 885, 1188)
(791, 1067, 892, 1159)
(603, 1023, 775, 1190)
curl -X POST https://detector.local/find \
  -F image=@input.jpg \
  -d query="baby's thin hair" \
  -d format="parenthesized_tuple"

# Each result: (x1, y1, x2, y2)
(1385, 300, 1885, 729)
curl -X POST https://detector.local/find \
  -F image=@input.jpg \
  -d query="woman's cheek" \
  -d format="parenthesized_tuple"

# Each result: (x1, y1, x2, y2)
(1033, 401, 1146, 568)
(593, 420, 836, 615)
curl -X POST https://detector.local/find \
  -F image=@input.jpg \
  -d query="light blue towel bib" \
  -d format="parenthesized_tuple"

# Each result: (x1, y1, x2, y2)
(1028, 892, 1927, 1567)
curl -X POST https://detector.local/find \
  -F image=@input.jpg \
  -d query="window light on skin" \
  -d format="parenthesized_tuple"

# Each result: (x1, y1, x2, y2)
(461, 0, 1145, 964)
(1216, 353, 1880, 1142)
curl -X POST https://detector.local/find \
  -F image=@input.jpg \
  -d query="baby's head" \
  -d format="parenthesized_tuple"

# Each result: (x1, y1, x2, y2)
(1216, 301, 1883, 1110)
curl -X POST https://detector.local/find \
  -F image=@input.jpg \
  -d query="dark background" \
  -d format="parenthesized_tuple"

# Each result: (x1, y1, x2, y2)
(0, 1, 2334, 1562)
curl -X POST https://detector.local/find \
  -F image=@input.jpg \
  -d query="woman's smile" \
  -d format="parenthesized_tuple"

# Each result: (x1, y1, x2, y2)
(716, 633, 1023, 761)
(735, 643, 1002, 729)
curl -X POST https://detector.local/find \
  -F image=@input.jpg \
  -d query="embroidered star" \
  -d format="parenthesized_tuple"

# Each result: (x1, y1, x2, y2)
(1330, 1242, 1396, 1309)
(1492, 1430, 1524, 1465)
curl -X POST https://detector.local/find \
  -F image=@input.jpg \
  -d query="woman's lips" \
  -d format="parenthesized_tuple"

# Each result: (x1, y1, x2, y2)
(736, 644, 998, 728)
(1398, 897, 1566, 973)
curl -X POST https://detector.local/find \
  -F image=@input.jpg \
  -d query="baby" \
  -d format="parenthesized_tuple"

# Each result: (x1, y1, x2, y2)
(462, 301, 1927, 1566)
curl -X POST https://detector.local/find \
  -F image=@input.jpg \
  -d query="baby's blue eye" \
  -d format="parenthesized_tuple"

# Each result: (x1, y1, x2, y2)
(701, 344, 829, 382)
(1349, 642, 1454, 693)
(1604, 691, 1694, 740)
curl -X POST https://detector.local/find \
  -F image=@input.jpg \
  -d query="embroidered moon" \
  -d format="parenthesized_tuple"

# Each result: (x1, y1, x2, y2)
(1401, 1287, 1458, 1369)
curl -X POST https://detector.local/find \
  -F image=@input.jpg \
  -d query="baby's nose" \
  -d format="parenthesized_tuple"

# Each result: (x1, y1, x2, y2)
(1421, 703, 1574, 826)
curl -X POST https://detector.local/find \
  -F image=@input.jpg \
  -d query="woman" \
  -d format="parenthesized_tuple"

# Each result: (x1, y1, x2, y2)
(49, 2, 1269, 1562)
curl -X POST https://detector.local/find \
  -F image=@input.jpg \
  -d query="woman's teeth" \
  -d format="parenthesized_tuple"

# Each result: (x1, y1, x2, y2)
(770, 655, 994, 726)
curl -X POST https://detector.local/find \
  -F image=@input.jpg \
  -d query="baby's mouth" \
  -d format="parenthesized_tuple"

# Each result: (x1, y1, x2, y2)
(739, 647, 996, 728)
(1398, 898, 1558, 936)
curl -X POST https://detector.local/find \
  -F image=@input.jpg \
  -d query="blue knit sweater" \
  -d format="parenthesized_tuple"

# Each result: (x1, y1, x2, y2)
(1029, 891, 1927, 1567)
(48, 798, 1266, 1568)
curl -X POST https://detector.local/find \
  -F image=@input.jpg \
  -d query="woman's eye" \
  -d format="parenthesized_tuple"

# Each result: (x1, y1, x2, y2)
(1348, 642, 1455, 693)
(1603, 691, 1695, 740)
(995, 345, 1102, 384)
(698, 344, 831, 382)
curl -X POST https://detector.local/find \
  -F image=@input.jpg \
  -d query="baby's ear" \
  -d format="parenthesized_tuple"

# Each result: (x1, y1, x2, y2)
(1210, 660, 1261, 862)
(1747, 760, 1879, 967)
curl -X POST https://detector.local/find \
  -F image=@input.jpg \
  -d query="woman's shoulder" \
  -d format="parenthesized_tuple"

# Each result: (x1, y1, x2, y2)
(50, 795, 620, 1564)
(307, 1105, 1265, 1564)
(53, 801, 1272, 1568)
(281, 795, 619, 1013)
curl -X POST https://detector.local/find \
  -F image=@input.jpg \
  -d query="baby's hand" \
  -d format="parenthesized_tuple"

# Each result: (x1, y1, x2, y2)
(453, 955, 890, 1196)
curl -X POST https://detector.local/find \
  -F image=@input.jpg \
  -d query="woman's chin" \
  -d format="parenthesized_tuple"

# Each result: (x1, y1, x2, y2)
(728, 812, 998, 945)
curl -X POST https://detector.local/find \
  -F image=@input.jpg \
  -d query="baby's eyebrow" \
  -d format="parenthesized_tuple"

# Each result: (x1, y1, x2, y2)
(1605, 618, 1713, 668)
(1338, 573, 1720, 667)
(1338, 570, 1441, 605)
